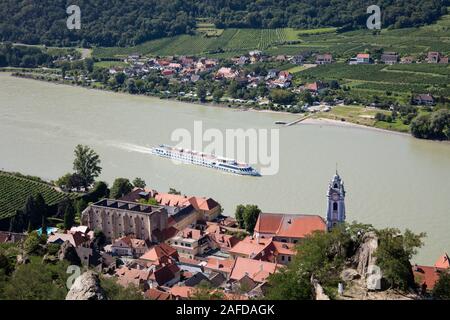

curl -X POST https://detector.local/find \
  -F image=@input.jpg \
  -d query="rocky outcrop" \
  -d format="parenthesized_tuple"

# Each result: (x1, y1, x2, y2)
(66, 271, 107, 300)
(16, 253, 30, 265)
(341, 268, 361, 281)
(311, 276, 330, 300)
(352, 231, 379, 279)
(57, 240, 81, 266)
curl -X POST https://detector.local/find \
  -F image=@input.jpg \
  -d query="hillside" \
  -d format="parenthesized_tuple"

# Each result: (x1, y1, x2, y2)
(0, 0, 447, 47)
(0, 171, 75, 220)
(93, 8, 450, 59)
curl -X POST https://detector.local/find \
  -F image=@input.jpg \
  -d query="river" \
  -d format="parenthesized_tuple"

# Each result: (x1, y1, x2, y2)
(0, 73, 449, 264)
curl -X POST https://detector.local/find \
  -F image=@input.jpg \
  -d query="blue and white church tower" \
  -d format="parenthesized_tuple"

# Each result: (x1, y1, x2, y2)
(326, 170, 346, 230)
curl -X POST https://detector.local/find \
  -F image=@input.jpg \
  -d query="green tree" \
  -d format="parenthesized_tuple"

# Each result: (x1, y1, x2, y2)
(73, 144, 102, 189)
(233, 204, 261, 232)
(410, 114, 431, 139)
(375, 228, 425, 290)
(100, 276, 143, 300)
(433, 271, 450, 300)
(64, 201, 76, 230)
(212, 88, 224, 103)
(2, 259, 69, 300)
(132, 177, 146, 188)
(235, 205, 245, 229)
(168, 188, 181, 195)
(190, 280, 225, 300)
(23, 231, 43, 255)
(110, 178, 133, 199)
(197, 84, 207, 102)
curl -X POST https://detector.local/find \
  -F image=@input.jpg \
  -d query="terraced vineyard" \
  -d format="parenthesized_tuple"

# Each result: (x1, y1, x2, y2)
(93, 28, 305, 59)
(0, 172, 75, 220)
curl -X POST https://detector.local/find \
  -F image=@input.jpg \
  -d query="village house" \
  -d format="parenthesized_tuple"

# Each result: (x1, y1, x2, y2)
(166, 227, 210, 259)
(109, 236, 150, 257)
(413, 93, 435, 106)
(203, 257, 235, 279)
(349, 53, 371, 65)
(115, 266, 152, 290)
(381, 52, 399, 64)
(413, 253, 450, 292)
(400, 56, 415, 64)
(81, 199, 169, 242)
(227, 236, 295, 265)
(139, 243, 179, 266)
(315, 53, 333, 65)
(253, 213, 327, 243)
(229, 257, 280, 285)
(304, 81, 327, 93)
(215, 67, 238, 80)
(426, 51, 449, 63)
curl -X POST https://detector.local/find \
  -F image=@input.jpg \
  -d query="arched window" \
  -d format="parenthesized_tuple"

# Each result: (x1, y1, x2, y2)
(333, 202, 338, 211)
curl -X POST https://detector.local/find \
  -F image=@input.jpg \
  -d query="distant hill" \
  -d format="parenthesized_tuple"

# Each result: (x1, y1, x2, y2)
(0, 0, 448, 47)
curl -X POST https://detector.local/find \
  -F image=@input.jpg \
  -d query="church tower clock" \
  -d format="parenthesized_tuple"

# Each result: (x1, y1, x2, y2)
(326, 170, 346, 230)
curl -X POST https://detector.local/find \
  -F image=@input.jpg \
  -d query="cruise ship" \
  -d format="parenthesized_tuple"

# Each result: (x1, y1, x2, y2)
(150, 145, 260, 176)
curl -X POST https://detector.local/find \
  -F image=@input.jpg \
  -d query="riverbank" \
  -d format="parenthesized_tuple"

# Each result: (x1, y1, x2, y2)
(5, 71, 449, 142)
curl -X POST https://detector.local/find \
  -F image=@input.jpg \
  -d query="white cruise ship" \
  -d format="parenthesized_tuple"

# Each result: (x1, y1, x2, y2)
(150, 145, 260, 176)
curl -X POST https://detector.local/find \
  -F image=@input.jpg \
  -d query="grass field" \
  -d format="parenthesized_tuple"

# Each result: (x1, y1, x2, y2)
(314, 105, 412, 132)
(0, 172, 75, 220)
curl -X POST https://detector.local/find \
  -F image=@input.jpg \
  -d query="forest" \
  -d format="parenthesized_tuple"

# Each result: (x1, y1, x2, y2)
(0, 0, 448, 47)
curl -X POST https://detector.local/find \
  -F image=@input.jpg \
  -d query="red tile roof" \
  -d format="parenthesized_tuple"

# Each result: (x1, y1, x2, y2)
(434, 253, 450, 269)
(230, 257, 279, 283)
(139, 243, 178, 265)
(254, 213, 326, 239)
(413, 265, 445, 290)
(150, 263, 180, 286)
(115, 267, 151, 287)
(204, 257, 235, 274)
(170, 286, 194, 299)
(228, 236, 270, 258)
(145, 288, 172, 300)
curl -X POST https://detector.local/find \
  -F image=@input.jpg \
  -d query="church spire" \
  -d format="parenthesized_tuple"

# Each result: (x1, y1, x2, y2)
(326, 169, 346, 230)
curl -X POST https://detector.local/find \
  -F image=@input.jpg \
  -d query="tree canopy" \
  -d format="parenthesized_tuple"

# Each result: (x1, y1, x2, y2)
(0, 1, 446, 47)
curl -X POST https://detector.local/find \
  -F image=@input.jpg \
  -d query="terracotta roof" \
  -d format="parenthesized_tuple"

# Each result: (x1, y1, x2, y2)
(178, 227, 206, 240)
(357, 53, 370, 59)
(150, 263, 180, 286)
(145, 288, 172, 300)
(270, 241, 295, 255)
(47, 232, 86, 247)
(209, 233, 240, 250)
(188, 197, 219, 211)
(139, 243, 178, 265)
(170, 286, 194, 299)
(204, 257, 235, 274)
(413, 265, 446, 290)
(113, 236, 147, 249)
(228, 236, 270, 258)
(434, 253, 450, 269)
(254, 213, 326, 239)
(178, 256, 202, 266)
(155, 193, 191, 207)
(230, 257, 279, 283)
(115, 267, 151, 287)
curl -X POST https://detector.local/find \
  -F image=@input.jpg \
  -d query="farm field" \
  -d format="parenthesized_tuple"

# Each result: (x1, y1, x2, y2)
(0, 172, 75, 220)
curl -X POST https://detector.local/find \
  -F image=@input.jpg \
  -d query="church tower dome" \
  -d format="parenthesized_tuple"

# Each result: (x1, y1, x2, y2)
(326, 170, 346, 230)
